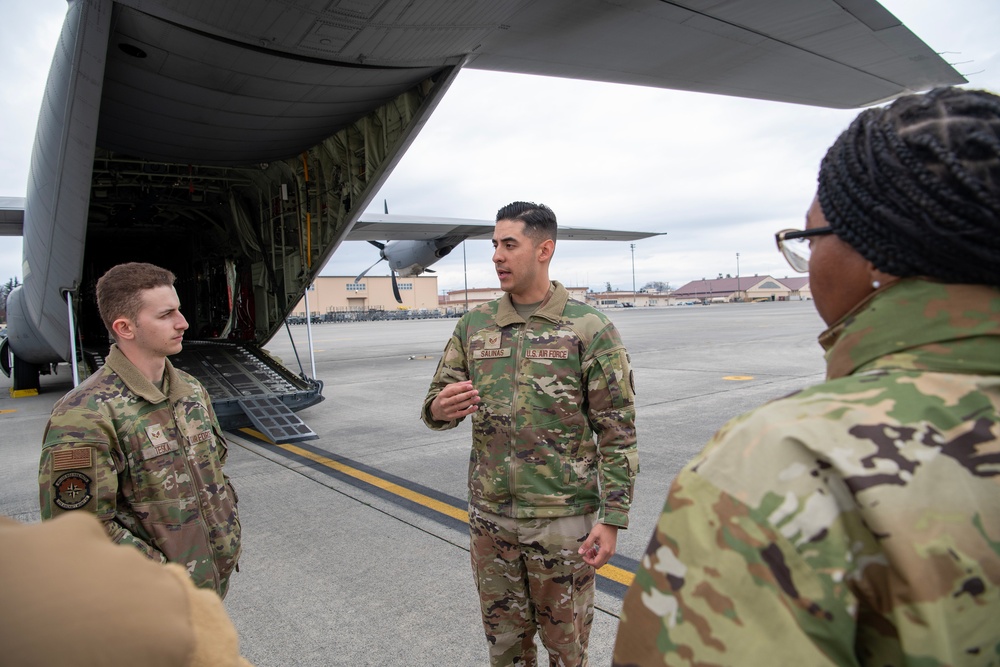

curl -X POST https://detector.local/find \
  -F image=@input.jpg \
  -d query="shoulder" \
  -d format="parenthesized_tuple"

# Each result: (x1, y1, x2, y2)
(50, 366, 122, 416)
(687, 370, 927, 511)
(564, 298, 610, 322)
(456, 301, 501, 334)
(559, 300, 622, 351)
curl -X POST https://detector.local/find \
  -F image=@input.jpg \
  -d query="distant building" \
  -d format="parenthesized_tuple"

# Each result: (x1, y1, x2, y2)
(291, 275, 439, 316)
(441, 285, 590, 312)
(585, 289, 671, 308)
(672, 275, 793, 303)
(776, 276, 812, 300)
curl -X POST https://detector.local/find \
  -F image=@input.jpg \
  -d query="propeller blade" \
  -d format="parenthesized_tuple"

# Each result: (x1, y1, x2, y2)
(367, 239, 386, 250)
(355, 256, 384, 283)
(391, 271, 402, 304)
(383, 199, 389, 214)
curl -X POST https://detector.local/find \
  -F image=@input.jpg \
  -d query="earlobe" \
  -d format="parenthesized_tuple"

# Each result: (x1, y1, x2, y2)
(869, 267, 898, 291)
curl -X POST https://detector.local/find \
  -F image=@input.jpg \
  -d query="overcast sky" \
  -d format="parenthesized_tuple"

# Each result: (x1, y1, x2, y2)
(2, 0, 998, 294)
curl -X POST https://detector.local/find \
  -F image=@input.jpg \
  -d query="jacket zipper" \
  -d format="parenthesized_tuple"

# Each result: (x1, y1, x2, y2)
(509, 321, 526, 516)
(173, 400, 221, 590)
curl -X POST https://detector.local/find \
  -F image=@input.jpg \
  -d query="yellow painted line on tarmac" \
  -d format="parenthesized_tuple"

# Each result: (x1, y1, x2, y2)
(280, 442, 469, 523)
(0, 409, 17, 414)
(723, 375, 754, 381)
(597, 560, 635, 587)
(244, 434, 635, 587)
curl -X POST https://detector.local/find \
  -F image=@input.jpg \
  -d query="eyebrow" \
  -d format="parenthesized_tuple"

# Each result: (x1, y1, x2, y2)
(493, 236, 518, 244)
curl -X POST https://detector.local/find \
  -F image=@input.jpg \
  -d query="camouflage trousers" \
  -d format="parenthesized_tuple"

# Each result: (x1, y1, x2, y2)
(469, 507, 597, 667)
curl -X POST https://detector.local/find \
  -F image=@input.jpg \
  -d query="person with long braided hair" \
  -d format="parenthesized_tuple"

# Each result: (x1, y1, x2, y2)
(612, 87, 1000, 666)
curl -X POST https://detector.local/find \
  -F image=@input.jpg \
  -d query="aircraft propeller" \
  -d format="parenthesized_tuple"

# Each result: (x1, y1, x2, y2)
(354, 239, 402, 303)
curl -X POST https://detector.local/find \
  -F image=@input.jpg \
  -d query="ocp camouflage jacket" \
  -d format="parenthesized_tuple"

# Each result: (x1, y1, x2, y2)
(39, 345, 241, 597)
(614, 279, 1000, 666)
(422, 281, 638, 527)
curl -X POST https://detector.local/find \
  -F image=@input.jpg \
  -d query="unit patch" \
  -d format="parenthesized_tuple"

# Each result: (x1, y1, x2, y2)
(51, 447, 94, 472)
(53, 471, 93, 510)
(524, 348, 569, 360)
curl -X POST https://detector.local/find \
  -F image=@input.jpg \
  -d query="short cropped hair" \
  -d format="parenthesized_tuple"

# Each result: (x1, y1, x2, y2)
(495, 201, 557, 242)
(96, 263, 176, 337)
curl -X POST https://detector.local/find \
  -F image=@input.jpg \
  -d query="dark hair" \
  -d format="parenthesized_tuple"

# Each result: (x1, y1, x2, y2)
(817, 86, 1000, 286)
(495, 201, 557, 242)
(96, 262, 176, 336)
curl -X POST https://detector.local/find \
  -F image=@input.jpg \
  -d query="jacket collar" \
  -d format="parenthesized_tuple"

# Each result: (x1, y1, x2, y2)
(820, 278, 1000, 380)
(495, 281, 569, 327)
(105, 344, 184, 403)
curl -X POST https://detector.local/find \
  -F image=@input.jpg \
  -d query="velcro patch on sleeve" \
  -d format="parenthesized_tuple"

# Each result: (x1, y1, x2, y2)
(53, 471, 93, 510)
(51, 447, 94, 472)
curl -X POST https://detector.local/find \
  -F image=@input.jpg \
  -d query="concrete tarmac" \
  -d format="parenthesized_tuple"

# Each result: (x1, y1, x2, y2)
(0, 300, 827, 666)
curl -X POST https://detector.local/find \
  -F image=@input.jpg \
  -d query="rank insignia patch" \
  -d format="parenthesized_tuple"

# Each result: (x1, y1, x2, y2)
(53, 471, 93, 510)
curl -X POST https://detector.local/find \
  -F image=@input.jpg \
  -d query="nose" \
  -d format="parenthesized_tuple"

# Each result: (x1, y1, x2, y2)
(492, 246, 503, 264)
(176, 313, 189, 331)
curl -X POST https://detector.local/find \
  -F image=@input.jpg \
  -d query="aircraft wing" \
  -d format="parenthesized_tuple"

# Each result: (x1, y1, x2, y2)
(0, 197, 25, 236)
(464, 1, 966, 109)
(346, 214, 664, 242)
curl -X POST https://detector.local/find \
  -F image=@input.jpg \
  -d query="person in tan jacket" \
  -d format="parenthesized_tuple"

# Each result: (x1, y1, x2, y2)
(0, 512, 252, 667)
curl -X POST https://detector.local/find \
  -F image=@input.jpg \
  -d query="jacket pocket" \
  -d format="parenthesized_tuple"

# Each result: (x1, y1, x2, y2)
(129, 497, 213, 579)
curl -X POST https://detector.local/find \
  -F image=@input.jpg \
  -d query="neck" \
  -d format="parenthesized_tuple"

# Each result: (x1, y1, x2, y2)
(510, 278, 551, 304)
(118, 345, 167, 385)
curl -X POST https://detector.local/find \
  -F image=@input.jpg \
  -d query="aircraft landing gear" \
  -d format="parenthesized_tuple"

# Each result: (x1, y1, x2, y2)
(11, 352, 41, 393)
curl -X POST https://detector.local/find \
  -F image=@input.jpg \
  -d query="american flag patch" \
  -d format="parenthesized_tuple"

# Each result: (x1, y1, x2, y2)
(52, 448, 94, 471)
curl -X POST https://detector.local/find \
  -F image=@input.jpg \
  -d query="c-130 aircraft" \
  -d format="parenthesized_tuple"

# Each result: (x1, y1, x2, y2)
(0, 0, 962, 437)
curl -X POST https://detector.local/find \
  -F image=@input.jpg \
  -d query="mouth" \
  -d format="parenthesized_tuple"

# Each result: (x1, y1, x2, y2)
(496, 268, 511, 281)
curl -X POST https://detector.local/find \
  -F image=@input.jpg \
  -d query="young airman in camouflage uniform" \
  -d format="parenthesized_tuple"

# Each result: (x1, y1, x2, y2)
(613, 88, 1000, 665)
(423, 202, 638, 666)
(38, 263, 240, 597)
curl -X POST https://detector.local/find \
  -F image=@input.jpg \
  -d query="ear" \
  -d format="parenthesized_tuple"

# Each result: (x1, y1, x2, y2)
(537, 238, 555, 263)
(111, 317, 136, 341)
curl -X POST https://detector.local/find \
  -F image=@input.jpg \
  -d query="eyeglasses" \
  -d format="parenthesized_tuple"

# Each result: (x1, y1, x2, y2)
(774, 227, 833, 273)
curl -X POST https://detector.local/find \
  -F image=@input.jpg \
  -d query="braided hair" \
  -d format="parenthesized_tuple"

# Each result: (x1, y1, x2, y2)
(817, 87, 1000, 285)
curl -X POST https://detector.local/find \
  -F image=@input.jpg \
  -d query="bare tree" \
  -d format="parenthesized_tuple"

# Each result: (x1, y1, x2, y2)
(0, 276, 20, 323)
